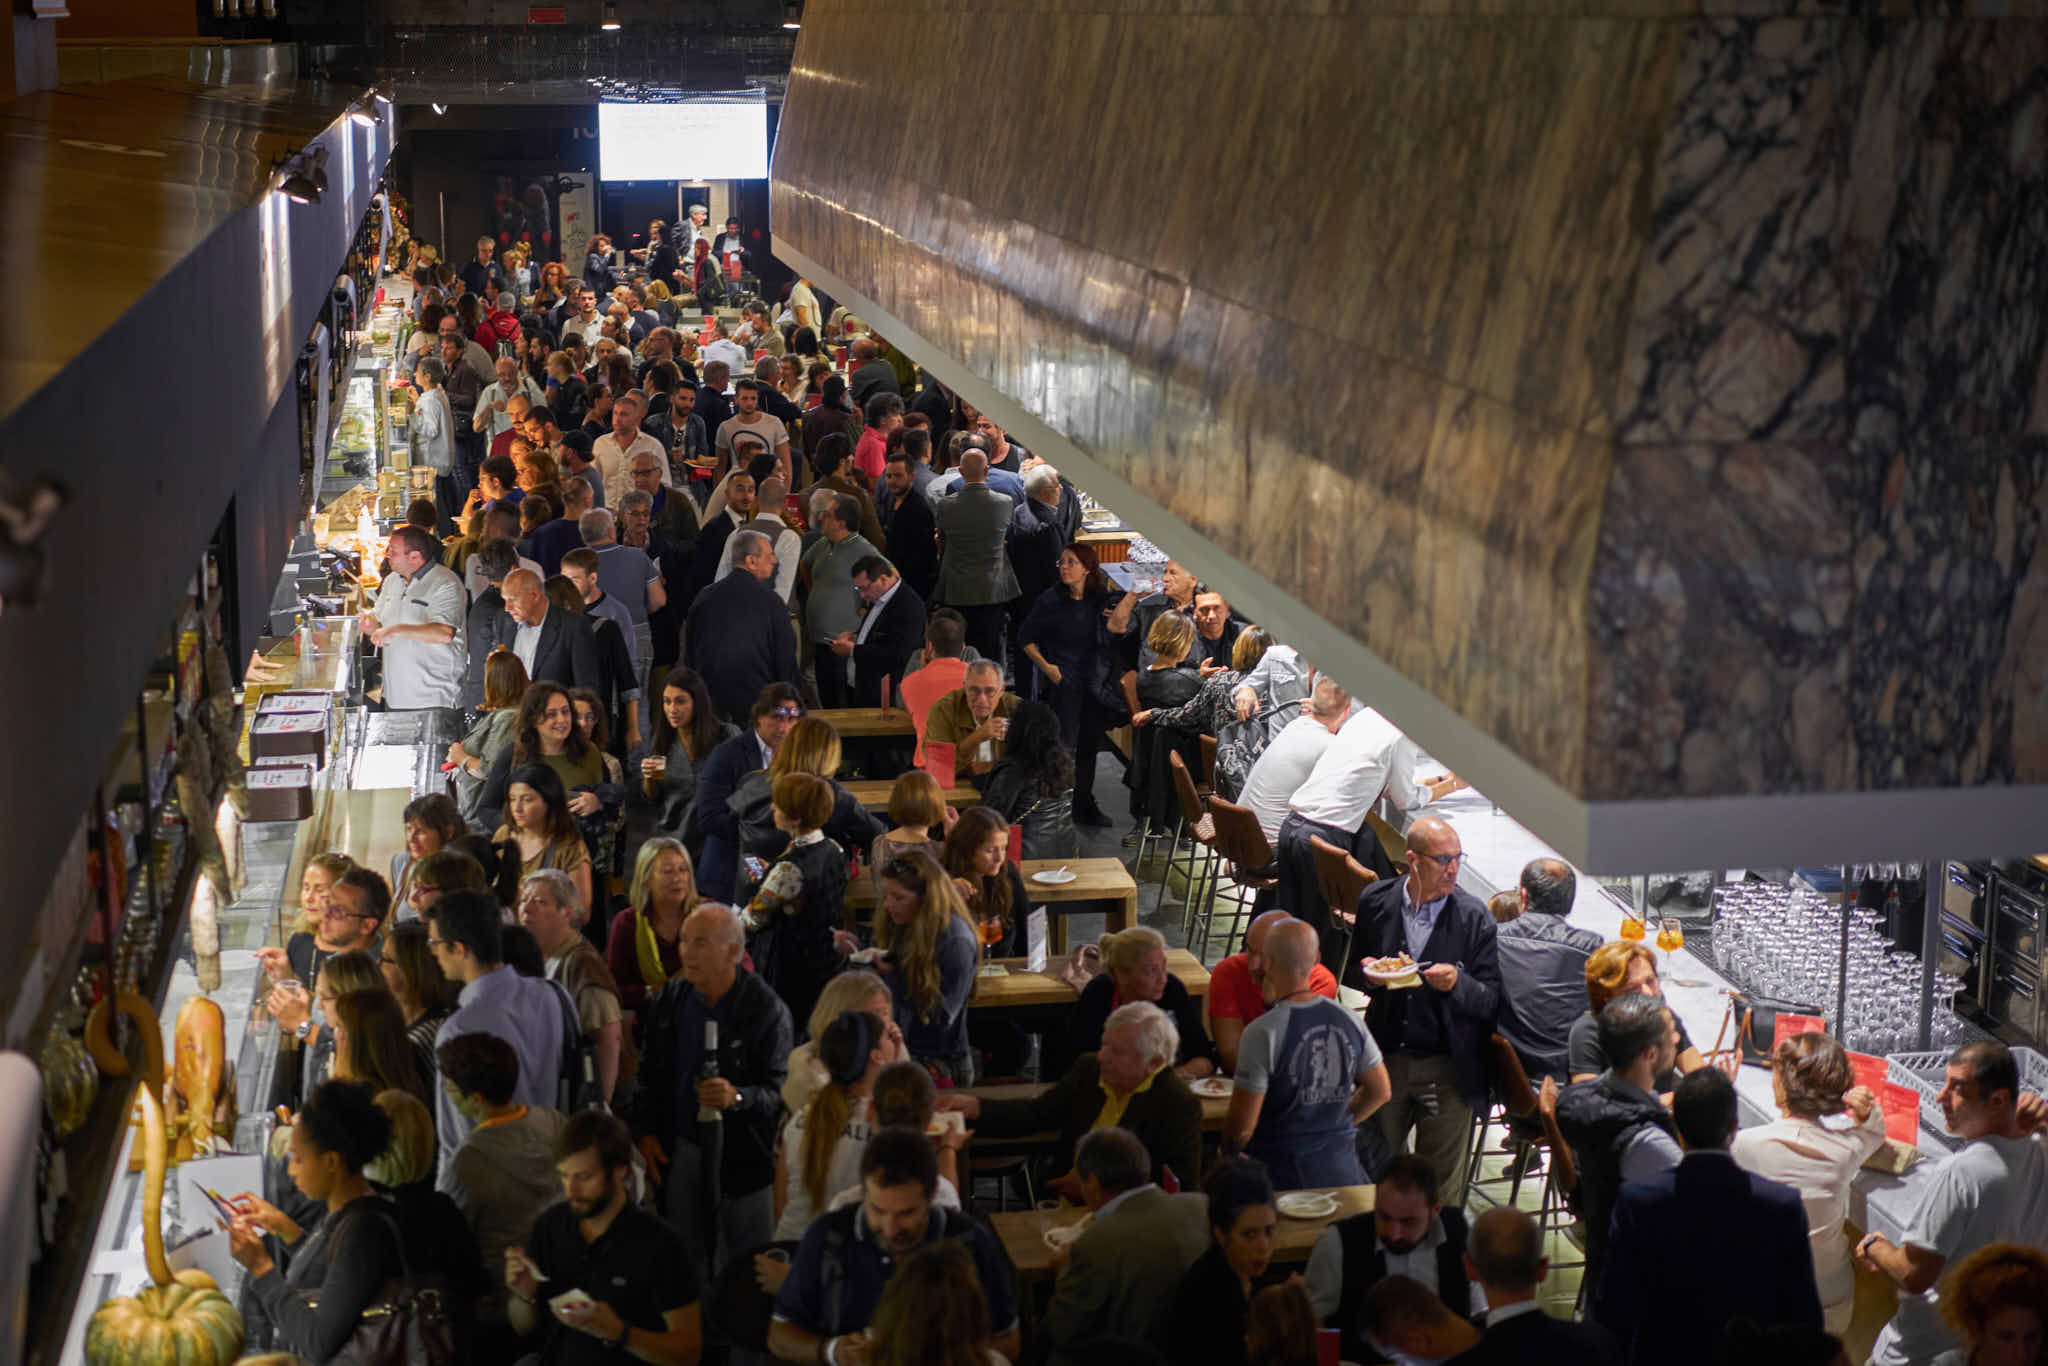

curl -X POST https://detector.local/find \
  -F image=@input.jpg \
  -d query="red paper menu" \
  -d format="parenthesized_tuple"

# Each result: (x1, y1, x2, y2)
(1773, 1013, 1827, 1049)
(921, 741, 957, 790)
(1847, 1053, 1890, 1092)
(1879, 1080, 1923, 1144)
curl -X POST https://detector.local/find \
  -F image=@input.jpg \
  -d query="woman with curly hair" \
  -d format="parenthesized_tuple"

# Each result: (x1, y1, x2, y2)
(1934, 1241, 2048, 1366)
(978, 700, 1079, 861)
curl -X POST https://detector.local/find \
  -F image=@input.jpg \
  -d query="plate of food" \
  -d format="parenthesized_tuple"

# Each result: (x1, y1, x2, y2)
(1361, 953, 1423, 988)
(1031, 867, 1078, 886)
(1276, 1191, 1339, 1220)
(1189, 1076, 1234, 1099)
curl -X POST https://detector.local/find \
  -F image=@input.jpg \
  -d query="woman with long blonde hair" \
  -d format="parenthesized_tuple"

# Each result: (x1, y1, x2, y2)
(870, 850, 981, 1083)
(606, 837, 699, 1018)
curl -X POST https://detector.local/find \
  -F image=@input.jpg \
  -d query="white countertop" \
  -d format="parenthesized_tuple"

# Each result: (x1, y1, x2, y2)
(1408, 781, 1944, 1240)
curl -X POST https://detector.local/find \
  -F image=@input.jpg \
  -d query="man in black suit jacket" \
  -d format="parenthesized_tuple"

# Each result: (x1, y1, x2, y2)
(880, 452, 940, 602)
(1447, 1208, 1620, 1366)
(1356, 815, 1502, 1203)
(463, 540, 519, 707)
(1595, 1069, 1822, 1366)
(827, 556, 926, 707)
(684, 528, 796, 724)
(501, 569, 600, 692)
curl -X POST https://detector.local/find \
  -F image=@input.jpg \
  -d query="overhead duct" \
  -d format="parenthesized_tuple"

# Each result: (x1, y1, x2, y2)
(772, 2, 2048, 872)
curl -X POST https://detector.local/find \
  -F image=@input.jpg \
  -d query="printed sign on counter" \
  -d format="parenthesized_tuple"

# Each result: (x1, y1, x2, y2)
(1879, 1080, 1923, 1145)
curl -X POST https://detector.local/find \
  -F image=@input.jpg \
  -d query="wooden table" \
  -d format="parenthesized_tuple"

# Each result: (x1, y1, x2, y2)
(1020, 858, 1137, 952)
(967, 1079, 1231, 1134)
(995, 1184, 1372, 1281)
(968, 949, 1209, 1017)
(842, 779, 979, 810)
(812, 707, 916, 739)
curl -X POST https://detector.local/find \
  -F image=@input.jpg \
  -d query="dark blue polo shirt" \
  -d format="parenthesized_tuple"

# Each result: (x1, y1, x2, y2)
(772, 1200, 1018, 1341)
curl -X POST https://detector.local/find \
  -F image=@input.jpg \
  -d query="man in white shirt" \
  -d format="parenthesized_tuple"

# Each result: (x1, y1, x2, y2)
(1305, 1153, 1485, 1364)
(714, 474, 801, 603)
(1275, 705, 1457, 949)
(701, 317, 750, 380)
(474, 355, 543, 440)
(1239, 678, 1351, 844)
(1859, 1042, 2048, 1366)
(365, 526, 467, 711)
(592, 391, 666, 508)
(787, 277, 820, 334)
(560, 287, 606, 349)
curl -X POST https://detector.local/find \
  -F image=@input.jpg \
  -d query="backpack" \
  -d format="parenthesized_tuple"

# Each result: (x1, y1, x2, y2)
(548, 979, 604, 1113)
(727, 767, 778, 857)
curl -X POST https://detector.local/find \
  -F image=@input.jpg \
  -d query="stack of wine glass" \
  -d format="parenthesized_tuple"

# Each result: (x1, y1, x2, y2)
(1710, 881, 1969, 1056)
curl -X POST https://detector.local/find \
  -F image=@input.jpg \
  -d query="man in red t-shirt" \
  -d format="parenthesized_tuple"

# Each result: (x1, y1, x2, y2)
(898, 610, 974, 763)
(1208, 908, 1339, 1072)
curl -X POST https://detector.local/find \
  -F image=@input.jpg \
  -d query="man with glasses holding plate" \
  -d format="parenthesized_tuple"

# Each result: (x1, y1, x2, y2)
(1353, 814, 1502, 1204)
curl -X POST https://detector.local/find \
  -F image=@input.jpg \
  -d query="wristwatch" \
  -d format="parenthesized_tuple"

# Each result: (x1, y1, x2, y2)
(294, 1019, 313, 1043)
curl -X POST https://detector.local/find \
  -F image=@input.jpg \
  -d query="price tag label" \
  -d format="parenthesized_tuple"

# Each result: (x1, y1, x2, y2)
(1879, 1080, 1923, 1145)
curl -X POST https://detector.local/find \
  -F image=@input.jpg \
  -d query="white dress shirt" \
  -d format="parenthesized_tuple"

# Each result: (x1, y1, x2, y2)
(847, 577, 902, 683)
(1288, 706, 1424, 831)
(511, 606, 545, 676)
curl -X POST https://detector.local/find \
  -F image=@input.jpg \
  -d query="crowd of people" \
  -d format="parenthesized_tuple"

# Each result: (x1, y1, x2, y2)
(219, 237, 2048, 1366)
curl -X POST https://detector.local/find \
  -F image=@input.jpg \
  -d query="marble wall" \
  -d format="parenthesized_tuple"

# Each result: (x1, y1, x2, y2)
(774, 1, 2048, 804)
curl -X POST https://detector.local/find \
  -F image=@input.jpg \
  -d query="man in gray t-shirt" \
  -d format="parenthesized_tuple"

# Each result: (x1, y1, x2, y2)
(1224, 919, 1390, 1190)
(1860, 1042, 2048, 1366)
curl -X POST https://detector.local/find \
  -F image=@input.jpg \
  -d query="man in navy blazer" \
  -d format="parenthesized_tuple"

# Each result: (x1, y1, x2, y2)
(834, 555, 926, 707)
(1594, 1068, 1821, 1366)
(1356, 815, 1501, 1201)
(684, 528, 796, 726)
(1447, 1208, 1619, 1366)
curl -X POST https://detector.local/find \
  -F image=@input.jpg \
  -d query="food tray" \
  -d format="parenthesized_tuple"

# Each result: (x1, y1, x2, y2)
(1884, 1047, 2047, 1149)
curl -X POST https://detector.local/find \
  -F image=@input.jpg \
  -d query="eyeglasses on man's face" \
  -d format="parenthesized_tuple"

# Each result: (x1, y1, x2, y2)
(1420, 851, 1463, 869)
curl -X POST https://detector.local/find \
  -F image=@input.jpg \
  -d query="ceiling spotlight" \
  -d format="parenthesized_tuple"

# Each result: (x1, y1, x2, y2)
(280, 167, 321, 204)
(349, 101, 377, 127)
(782, 0, 800, 28)
(431, 102, 448, 116)
(600, 1, 620, 29)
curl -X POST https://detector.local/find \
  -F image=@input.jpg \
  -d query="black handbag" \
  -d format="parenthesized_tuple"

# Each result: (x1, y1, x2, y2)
(1715, 990, 1826, 1067)
(294, 1209, 459, 1366)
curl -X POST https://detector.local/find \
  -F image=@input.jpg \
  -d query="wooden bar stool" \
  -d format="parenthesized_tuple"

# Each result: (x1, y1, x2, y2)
(1203, 796, 1278, 960)
(1308, 835, 1377, 974)
(1166, 749, 1219, 938)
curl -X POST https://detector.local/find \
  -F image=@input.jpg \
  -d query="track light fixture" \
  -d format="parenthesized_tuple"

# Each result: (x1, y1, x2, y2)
(275, 145, 328, 205)
(782, 0, 801, 28)
(431, 102, 448, 116)
(280, 165, 321, 204)
(600, 1, 620, 29)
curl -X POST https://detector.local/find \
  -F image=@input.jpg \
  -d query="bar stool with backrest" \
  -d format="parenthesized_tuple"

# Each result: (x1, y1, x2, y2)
(1166, 750, 1219, 938)
(1535, 1070, 1588, 1305)
(1308, 836, 1377, 977)
(1199, 733, 1218, 792)
(1466, 1033, 1543, 1210)
(1203, 795, 1278, 960)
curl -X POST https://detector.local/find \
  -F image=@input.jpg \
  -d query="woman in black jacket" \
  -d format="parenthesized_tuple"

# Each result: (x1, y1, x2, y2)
(1165, 1159, 1286, 1366)
(229, 1082, 406, 1366)
(1068, 925, 1218, 1078)
(978, 700, 1079, 862)
(1018, 544, 1121, 826)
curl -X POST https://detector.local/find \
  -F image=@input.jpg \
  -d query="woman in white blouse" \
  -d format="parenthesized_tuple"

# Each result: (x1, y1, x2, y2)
(1731, 1032, 1887, 1334)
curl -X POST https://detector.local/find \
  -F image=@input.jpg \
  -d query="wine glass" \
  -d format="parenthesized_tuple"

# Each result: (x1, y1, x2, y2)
(1656, 917, 1705, 988)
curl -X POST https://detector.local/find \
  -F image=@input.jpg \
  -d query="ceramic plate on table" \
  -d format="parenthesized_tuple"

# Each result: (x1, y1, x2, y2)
(1189, 1076, 1234, 1099)
(848, 947, 888, 966)
(1275, 1192, 1339, 1220)
(1031, 869, 1078, 885)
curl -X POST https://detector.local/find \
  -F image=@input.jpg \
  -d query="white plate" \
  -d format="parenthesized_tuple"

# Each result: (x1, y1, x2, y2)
(1362, 961, 1422, 987)
(1275, 1192, 1339, 1219)
(1031, 869, 1078, 885)
(548, 1288, 596, 1317)
(1189, 1076, 1234, 1099)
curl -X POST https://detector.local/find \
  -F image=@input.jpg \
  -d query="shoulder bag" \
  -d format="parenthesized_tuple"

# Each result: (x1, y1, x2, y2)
(293, 1207, 457, 1366)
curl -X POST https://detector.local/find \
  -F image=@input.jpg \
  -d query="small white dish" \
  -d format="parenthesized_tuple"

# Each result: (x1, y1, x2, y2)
(548, 1288, 596, 1318)
(1276, 1192, 1339, 1219)
(1189, 1076, 1234, 1099)
(1031, 869, 1078, 885)
(1042, 1216, 1091, 1252)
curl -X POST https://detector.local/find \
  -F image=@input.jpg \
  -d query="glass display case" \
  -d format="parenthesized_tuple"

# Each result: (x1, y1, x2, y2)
(325, 363, 390, 499)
